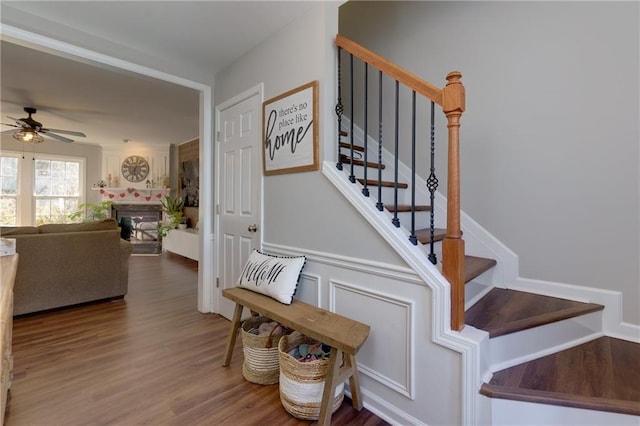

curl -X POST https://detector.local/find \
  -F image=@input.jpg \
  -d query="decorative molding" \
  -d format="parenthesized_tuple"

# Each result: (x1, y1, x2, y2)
(294, 272, 321, 306)
(353, 387, 428, 426)
(330, 280, 414, 399)
(323, 160, 484, 425)
(264, 236, 483, 424)
(261, 242, 423, 285)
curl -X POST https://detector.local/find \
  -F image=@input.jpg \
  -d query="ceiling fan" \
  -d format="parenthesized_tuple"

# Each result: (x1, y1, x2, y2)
(1, 107, 86, 143)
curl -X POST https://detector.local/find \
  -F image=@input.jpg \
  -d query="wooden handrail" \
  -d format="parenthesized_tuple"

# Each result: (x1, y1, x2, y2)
(335, 35, 468, 331)
(335, 34, 443, 106)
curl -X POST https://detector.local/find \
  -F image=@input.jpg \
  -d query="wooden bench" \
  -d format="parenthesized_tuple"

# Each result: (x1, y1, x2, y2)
(222, 287, 370, 426)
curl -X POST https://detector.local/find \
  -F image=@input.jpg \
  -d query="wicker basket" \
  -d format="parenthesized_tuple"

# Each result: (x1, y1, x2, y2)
(241, 316, 287, 385)
(278, 331, 344, 420)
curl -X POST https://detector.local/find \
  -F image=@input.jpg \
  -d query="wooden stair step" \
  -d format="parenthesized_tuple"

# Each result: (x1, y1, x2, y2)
(339, 142, 365, 152)
(464, 255, 497, 283)
(480, 336, 640, 416)
(465, 288, 604, 337)
(339, 130, 348, 137)
(356, 178, 408, 189)
(339, 154, 386, 169)
(385, 204, 431, 213)
(414, 228, 446, 244)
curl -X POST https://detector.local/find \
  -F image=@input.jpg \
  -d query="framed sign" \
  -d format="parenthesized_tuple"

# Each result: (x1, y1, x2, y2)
(263, 80, 319, 175)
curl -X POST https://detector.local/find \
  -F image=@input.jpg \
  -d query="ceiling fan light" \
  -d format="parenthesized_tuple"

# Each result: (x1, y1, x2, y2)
(13, 129, 44, 144)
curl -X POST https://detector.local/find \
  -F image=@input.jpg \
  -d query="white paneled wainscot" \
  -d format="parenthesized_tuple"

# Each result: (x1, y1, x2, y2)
(263, 243, 463, 426)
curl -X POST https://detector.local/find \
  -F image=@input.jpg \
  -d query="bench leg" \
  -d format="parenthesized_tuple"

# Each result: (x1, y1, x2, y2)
(318, 347, 342, 426)
(347, 353, 363, 410)
(222, 303, 243, 367)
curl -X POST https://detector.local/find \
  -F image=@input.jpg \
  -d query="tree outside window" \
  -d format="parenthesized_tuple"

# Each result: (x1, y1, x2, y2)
(0, 157, 18, 226)
(34, 159, 81, 225)
(0, 153, 84, 226)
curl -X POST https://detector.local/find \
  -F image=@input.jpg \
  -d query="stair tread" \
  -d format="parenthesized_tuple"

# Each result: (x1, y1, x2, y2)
(466, 288, 604, 337)
(464, 255, 497, 283)
(356, 178, 408, 189)
(480, 336, 640, 416)
(338, 142, 365, 152)
(385, 204, 431, 213)
(339, 154, 386, 169)
(414, 228, 446, 244)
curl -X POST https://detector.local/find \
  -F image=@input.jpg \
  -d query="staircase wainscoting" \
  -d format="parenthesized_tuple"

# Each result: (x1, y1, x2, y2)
(262, 242, 471, 425)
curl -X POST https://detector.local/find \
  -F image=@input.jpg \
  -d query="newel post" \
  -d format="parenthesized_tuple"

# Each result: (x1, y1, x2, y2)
(442, 71, 466, 331)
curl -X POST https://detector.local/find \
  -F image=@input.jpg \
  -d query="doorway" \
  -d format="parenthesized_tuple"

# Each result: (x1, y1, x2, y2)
(215, 84, 263, 319)
(1, 26, 215, 312)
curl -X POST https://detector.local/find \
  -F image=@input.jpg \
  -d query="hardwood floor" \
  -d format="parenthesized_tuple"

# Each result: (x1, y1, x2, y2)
(7, 254, 387, 425)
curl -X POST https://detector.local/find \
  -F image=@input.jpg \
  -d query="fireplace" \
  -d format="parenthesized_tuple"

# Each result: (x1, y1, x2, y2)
(112, 204, 163, 255)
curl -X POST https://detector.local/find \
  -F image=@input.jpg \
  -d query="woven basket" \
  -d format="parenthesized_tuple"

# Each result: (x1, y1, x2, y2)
(241, 316, 287, 385)
(278, 331, 344, 420)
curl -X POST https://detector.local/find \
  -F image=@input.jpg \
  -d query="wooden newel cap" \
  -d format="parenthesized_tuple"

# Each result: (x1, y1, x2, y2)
(446, 71, 463, 85)
(443, 71, 465, 113)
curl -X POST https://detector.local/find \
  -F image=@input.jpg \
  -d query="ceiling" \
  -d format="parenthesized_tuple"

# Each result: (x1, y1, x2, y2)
(0, 1, 317, 147)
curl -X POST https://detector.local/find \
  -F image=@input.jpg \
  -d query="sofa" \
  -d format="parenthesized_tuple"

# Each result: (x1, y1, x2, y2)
(0, 219, 133, 316)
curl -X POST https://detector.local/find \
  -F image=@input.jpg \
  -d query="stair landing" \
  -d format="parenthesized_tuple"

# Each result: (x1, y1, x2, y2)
(481, 336, 640, 416)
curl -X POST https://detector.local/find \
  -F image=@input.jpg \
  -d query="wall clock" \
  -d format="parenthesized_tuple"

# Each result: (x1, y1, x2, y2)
(121, 155, 150, 183)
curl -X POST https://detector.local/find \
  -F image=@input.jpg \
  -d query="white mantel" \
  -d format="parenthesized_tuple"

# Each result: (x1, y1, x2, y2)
(93, 187, 169, 204)
(100, 143, 171, 190)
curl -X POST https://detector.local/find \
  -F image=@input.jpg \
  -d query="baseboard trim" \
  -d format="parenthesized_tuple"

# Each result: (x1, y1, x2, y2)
(512, 277, 640, 343)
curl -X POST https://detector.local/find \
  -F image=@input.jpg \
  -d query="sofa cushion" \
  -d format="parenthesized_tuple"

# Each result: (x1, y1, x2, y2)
(38, 218, 118, 234)
(0, 227, 39, 236)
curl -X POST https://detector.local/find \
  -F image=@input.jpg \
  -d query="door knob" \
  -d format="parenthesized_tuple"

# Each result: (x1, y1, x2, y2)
(248, 224, 258, 233)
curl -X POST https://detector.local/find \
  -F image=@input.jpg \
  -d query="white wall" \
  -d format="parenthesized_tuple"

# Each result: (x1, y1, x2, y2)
(340, 1, 640, 325)
(215, 4, 464, 424)
(215, 3, 406, 266)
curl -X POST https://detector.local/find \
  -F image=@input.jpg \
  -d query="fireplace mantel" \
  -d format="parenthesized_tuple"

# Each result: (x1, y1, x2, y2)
(93, 187, 169, 203)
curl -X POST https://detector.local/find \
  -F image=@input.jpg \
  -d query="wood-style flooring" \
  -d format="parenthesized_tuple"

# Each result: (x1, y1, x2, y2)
(6, 254, 388, 425)
(469, 288, 640, 416)
(481, 336, 640, 416)
(466, 288, 604, 337)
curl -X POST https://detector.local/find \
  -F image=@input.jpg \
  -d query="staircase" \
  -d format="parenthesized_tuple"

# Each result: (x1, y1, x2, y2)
(331, 34, 640, 424)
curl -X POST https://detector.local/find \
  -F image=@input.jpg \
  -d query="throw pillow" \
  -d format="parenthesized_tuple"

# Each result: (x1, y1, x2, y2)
(238, 249, 306, 304)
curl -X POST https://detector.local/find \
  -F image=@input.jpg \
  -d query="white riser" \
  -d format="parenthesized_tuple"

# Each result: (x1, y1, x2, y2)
(487, 310, 603, 374)
(489, 397, 640, 425)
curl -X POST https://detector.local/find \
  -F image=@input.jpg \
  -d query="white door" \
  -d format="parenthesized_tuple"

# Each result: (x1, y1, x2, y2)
(217, 89, 262, 320)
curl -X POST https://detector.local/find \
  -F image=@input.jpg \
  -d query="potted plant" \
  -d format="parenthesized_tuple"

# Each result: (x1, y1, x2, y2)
(177, 217, 188, 230)
(160, 195, 184, 230)
(69, 200, 114, 222)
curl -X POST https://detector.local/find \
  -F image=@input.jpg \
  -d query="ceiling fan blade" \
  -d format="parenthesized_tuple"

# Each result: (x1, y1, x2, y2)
(1, 129, 17, 135)
(40, 130, 74, 143)
(1, 123, 20, 128)
(41, 127, 86, 137)
(7, 116, 28, 127)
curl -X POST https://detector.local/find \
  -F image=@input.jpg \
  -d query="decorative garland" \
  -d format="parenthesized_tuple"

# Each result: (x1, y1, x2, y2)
(99, 187, 169, 201)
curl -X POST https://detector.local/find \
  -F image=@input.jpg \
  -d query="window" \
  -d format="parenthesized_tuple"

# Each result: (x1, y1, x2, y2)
(0, 152, 85, 226)
(34, 158, 82, 225)
(0, 157, 18, 226)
